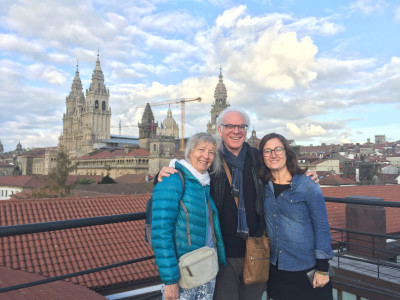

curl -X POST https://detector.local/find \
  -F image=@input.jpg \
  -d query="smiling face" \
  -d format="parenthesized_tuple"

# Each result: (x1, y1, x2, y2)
(218, 111, 247, 156)
(187, 141, 216, 174)
(263, 137, 287, 173)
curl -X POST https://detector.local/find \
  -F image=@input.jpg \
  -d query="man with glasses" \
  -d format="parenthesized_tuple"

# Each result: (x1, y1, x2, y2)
(211, 108, 266, 300)
(157, 108, 318, 300)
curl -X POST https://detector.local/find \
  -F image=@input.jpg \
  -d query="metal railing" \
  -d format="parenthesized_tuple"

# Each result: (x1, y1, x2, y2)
(1, 197, 400, 299)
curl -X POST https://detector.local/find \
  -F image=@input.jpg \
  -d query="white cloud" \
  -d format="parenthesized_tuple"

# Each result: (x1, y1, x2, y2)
(350, 0, 388, 15)
(286, 122, 327, 137)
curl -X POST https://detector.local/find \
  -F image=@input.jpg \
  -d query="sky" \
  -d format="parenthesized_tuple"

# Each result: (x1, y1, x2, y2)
(1, 0, 400, 152)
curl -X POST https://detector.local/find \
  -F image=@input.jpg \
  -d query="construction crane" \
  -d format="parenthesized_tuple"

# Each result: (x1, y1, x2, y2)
(137, 97, 202, 151)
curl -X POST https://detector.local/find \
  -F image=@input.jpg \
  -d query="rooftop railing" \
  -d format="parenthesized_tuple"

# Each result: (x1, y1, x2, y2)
(0, 197, 400, 299)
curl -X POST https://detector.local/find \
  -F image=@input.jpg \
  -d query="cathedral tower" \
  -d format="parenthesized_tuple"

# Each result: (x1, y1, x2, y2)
(138, 103, 158, 150)
(207, 68, 230, 134)
(60, 54, 111, 157)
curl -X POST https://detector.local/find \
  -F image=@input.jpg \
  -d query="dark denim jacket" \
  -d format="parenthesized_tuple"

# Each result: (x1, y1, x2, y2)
(264, 174, 334, 271)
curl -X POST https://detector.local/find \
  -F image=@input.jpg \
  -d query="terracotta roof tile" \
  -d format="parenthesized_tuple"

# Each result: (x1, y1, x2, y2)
(0, 194, 158, 292)
(0, 266, 106, 299)
(0, 175, 48, 188)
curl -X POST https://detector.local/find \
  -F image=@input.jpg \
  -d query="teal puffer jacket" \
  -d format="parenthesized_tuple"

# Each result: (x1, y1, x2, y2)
(151, 162, 226, 285)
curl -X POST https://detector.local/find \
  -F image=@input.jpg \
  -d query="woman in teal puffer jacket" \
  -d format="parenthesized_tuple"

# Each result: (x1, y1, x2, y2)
(151, 132, 226, 300)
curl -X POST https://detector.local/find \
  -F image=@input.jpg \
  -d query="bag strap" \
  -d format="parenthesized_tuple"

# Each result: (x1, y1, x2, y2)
(207, 201, 216, 245)
(222, 159, 238, 208)
(179, 185, 216, 247)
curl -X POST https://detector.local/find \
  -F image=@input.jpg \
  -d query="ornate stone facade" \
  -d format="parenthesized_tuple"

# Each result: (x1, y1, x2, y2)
(207, 68, 230, 134)
(59, 54, 111, 158)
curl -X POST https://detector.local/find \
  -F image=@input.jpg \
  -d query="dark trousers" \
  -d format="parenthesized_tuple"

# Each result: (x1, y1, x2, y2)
(213, 257, 265, 300)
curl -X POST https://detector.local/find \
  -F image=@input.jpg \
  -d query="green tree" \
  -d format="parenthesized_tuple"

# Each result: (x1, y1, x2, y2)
(47, 147, 75, 197)
(98, 174, 116, 184)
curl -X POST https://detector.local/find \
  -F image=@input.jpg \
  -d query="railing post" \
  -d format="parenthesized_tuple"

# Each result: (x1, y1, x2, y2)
(377, 256, 380, 279)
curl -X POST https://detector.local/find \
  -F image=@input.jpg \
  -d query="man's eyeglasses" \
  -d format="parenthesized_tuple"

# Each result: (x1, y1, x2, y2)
(221, 124, 248, 131)
(263, 146, 285, 156)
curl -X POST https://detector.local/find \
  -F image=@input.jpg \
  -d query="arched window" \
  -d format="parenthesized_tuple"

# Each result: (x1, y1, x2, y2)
(153, 144, 157, 151)
(95, 100, 99, 109)
(102, 101, 106, 110)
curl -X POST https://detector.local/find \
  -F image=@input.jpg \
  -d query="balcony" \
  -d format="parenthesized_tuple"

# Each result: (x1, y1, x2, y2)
(0, 186, 400, 300)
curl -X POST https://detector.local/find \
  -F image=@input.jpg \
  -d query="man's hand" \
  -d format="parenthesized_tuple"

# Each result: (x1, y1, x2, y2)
(305, 170, 319, 184)
(157, 167, 178, 182)
(164, 283, 179, 300)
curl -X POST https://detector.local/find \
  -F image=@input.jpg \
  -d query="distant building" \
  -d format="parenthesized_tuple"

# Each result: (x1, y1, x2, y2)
(247, 129, 260, 148)
(74, 147, 150, 178)
(360, 139, 375, 156)
(0, 161, 13, 177)
(59, 54, 111, 158)
(0, 175, 48, 200)
(375, 134, 386, 144)
(207, 68, 230, 134)
(157, 106, 179, 139)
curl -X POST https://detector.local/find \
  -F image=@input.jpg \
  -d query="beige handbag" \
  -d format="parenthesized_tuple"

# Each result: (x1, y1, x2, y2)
(178, 246, 219, 289)
(177, 200, 219, 289)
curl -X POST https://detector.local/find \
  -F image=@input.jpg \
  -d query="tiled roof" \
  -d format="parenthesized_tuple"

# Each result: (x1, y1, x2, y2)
(77, 148, 149, 160)
(0, 175, 48, 188)
(378, 174, 398, 184)
(318, 172, 356, 186)
(114, 173, 152, 184)
(322, 185, 400, 235)
(0, 266, 106, 299)
(0, 195, 158, 293)
(19, 148, 46, 157)
(313, 159, 329, 165)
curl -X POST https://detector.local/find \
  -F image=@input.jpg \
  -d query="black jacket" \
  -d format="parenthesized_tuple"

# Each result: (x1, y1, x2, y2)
(210, 143, 265, 257)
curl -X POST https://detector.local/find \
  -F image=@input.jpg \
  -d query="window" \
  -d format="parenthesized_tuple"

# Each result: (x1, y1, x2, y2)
(153, 144, 157, 151)
(95, 100, 99, 109)
(102, 101, 106, 110)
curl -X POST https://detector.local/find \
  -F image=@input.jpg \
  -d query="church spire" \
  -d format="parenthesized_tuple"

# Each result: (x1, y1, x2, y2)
(88, 52, 106, 95)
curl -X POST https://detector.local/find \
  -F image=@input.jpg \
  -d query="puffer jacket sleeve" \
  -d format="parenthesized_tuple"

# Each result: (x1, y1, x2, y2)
(151, 173, 184, 285)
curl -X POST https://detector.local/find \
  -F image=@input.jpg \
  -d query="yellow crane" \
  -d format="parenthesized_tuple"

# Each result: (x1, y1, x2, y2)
(137, 97, 202, 151)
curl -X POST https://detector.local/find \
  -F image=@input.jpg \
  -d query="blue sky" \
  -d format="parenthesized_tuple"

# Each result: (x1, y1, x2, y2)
(1, 0, 400, 152)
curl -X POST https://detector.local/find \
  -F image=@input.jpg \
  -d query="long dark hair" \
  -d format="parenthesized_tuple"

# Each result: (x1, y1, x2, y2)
(258, 133, 307, 184)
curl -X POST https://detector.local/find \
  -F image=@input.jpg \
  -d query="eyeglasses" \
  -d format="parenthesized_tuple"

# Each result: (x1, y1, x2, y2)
(221, 124, 248, 131)
(263, 146, 285, 156)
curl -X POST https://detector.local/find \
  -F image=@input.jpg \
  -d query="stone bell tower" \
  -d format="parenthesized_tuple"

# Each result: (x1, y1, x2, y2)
(207, 68, 230, 134)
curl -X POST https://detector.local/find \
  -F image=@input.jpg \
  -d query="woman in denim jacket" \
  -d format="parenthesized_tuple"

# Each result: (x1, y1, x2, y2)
(259, 133, 334, 300)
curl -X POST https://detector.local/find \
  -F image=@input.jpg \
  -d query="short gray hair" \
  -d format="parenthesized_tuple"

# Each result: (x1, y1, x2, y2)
(216, 107, 250, 129)
(184, 132, 222, 174)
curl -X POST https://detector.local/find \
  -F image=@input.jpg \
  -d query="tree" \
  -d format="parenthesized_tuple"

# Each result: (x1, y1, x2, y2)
(47, 147, 75, 197)
(98, 174, 116, 184)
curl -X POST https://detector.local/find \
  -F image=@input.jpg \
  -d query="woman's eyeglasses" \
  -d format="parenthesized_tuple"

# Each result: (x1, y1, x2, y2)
(263, 146, 285, 156)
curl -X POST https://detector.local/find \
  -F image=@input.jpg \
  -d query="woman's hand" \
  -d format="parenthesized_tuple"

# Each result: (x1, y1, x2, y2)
(157, 167, 178, 182)
(305, 170, 319, 184)
(313, 271, 330, 288)
(164, 283, 180, 300)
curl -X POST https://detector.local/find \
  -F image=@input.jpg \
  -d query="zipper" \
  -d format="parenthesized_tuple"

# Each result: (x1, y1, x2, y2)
(249, 256, 268, 261)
